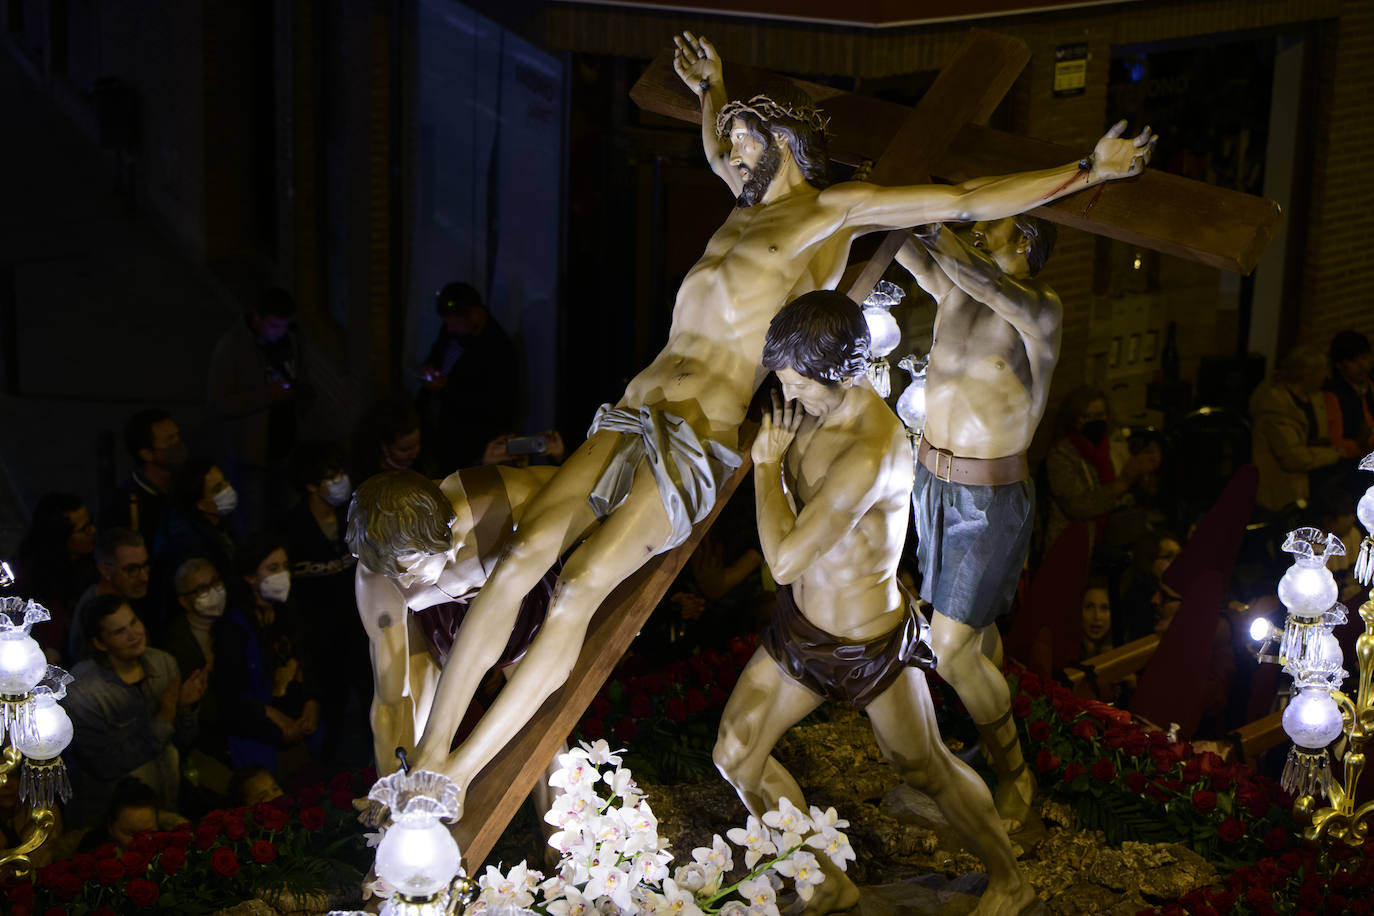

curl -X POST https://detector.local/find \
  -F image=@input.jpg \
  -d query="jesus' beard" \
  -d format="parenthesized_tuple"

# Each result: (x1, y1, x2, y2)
(735, 140, 783, 208)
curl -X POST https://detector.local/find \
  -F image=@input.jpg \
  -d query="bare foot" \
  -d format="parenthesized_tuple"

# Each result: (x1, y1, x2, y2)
(971, 872, 1036, 916)
(993, 767, 1034, 834)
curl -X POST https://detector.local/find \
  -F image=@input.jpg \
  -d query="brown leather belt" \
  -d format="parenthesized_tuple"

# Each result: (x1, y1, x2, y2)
(916, 437, 1029, 486)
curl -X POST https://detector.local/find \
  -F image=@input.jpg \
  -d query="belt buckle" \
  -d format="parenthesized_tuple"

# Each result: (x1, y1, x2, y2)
(932, 446, 955, 483)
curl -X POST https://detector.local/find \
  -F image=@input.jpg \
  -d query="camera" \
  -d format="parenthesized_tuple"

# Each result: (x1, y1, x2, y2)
(505, 435, 547, 456)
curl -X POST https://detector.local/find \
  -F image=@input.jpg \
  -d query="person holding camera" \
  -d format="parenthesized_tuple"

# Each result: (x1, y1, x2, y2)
(418, 282, 518, 470)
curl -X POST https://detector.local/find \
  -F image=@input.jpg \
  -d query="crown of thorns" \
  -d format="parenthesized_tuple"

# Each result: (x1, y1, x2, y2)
(715, 94, 831, 138)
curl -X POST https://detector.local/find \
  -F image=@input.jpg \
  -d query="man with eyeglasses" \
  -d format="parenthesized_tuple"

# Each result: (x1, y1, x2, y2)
(68, 527, 153, 664)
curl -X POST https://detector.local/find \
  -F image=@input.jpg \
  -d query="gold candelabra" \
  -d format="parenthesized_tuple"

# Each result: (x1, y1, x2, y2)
(0, 564, 75, 881)
(1253, 452, 1374, 848)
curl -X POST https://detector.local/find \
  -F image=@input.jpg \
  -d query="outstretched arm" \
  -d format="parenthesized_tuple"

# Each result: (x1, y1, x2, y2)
(915, 224, 1061, 343)
(832, 120, 1157, 231)
(674, 32, 743, 196)
(753, 393, 882, 584)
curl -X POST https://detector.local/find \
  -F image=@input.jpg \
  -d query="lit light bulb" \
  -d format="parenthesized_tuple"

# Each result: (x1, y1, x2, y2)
(0, 631, 46, 696)
(1358, 486, 1374, 536)
(1249, 617, 1275, 642)
(374, 818, 461, 899)
(1278, 564, 1338, 618)
(13, 694, 72, 760)
(1283, 688, 1344, 749)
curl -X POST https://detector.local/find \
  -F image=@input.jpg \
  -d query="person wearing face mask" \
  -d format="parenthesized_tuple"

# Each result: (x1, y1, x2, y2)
(102, 409, 188, 546)
(152, 457, 240, 634)
(213, 533, 321, 772)
(1044, 386, 1160, 555)
(163, 557, 230, 763)
(284, 441, 369, 764)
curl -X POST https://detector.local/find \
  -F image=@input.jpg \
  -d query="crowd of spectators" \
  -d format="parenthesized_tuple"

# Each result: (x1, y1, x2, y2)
(2, 281, 565, 863)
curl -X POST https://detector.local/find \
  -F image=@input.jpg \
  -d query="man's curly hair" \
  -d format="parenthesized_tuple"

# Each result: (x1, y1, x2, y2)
(762, 290, 870, 387)
(346, 470, 455, 575)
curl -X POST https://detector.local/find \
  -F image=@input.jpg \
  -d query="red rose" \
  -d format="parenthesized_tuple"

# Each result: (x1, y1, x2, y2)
(616, 715, 639, 739)
(1153, 750, 1175, 774)
(126, 878, 159, 908)
(250, 840, 278, 864)
(1147, 730, 1172, 749)
(224, 816, 247, 841)
(1263, 827, 1289, 852)
(160, 846, 187, 875)
(299, 806, 327, 831)
(1035, 748, 1061, 773)
(329, 772, 352, 792)
(664, 697, 687, 722)
(120, 850, 150, 877)
(1103, 726, 1126, 750)
(1125, 772, 1149, 794)
(628, 694, 653, 718)
(1123, 731, 1149, 756)
(1091, 758, 1117, 782)
(71, 854, 96, 880)
(1072, 720, 1098, 741)
(296, 784, 324, 806)
(1018, 672, 1043, 696)
(685, 688, 707, 714)
(1181, 758, 1202, 784)
(330, 789, 355, 811)
(590, 694, 612, 717)
(95, 857, 124, 886)
(1027, 720, 1051, 742)
(1210, 772, 1233, 793)
(45, 907, 67, 916)
(92, 843, 117, 859)
(130, 832, 158, 853)
(253, 802, 289, 832)
(581, 716, 604, 739)
(211, 846, 240, 877)
(1191, 790, 1217, 813)
(1062, 762, 1086, 783)
(1145, 781, 1169, 803)
(53, 872, 83, 902)
(1218, 818, 1245, 842)
(1011, 695, 1032, 718)
(195, 823, 219, 850)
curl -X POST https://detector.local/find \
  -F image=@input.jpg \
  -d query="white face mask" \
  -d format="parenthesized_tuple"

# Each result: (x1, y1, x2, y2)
(323, 474, 353, 507)
(258, 570, 291, 603)
(193, 583, 228, 617)
(213, 484, 239, 516)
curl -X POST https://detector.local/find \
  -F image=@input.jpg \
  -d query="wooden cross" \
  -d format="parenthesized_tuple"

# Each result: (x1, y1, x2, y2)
(450, 29, 1279, 869)
(630, 32, 1281, 281)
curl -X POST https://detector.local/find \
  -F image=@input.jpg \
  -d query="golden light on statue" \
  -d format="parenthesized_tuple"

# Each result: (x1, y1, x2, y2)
(1252, 452, 1374, 847)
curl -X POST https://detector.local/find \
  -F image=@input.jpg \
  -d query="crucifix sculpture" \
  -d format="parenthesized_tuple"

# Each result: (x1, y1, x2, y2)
(441, 28, 1278, 870)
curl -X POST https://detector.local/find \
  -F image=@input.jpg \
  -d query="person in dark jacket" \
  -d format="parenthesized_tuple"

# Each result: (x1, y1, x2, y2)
(212, 533, 321, 772)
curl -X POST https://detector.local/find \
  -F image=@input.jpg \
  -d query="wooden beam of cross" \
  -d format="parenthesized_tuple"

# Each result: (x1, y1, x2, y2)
(449, 29, 1037, 870)
(630, 39, 1282, 278)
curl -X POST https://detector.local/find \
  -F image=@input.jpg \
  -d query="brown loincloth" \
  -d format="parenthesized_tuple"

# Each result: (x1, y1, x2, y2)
(760, 584, 936, 708)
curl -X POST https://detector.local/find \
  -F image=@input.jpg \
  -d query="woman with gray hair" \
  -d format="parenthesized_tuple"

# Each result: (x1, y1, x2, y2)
(1251, 345, 1342, 512)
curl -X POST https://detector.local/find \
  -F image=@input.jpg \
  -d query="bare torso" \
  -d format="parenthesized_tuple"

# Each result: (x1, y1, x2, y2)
(782, 387, 914, 639)
(923, 288, 1059, 459)
(621, 188, 861, 445)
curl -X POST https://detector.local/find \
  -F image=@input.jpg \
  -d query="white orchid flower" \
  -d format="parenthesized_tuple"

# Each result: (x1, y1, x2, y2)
(773, 850, 823, 901)
(725, 815, 778, 869)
